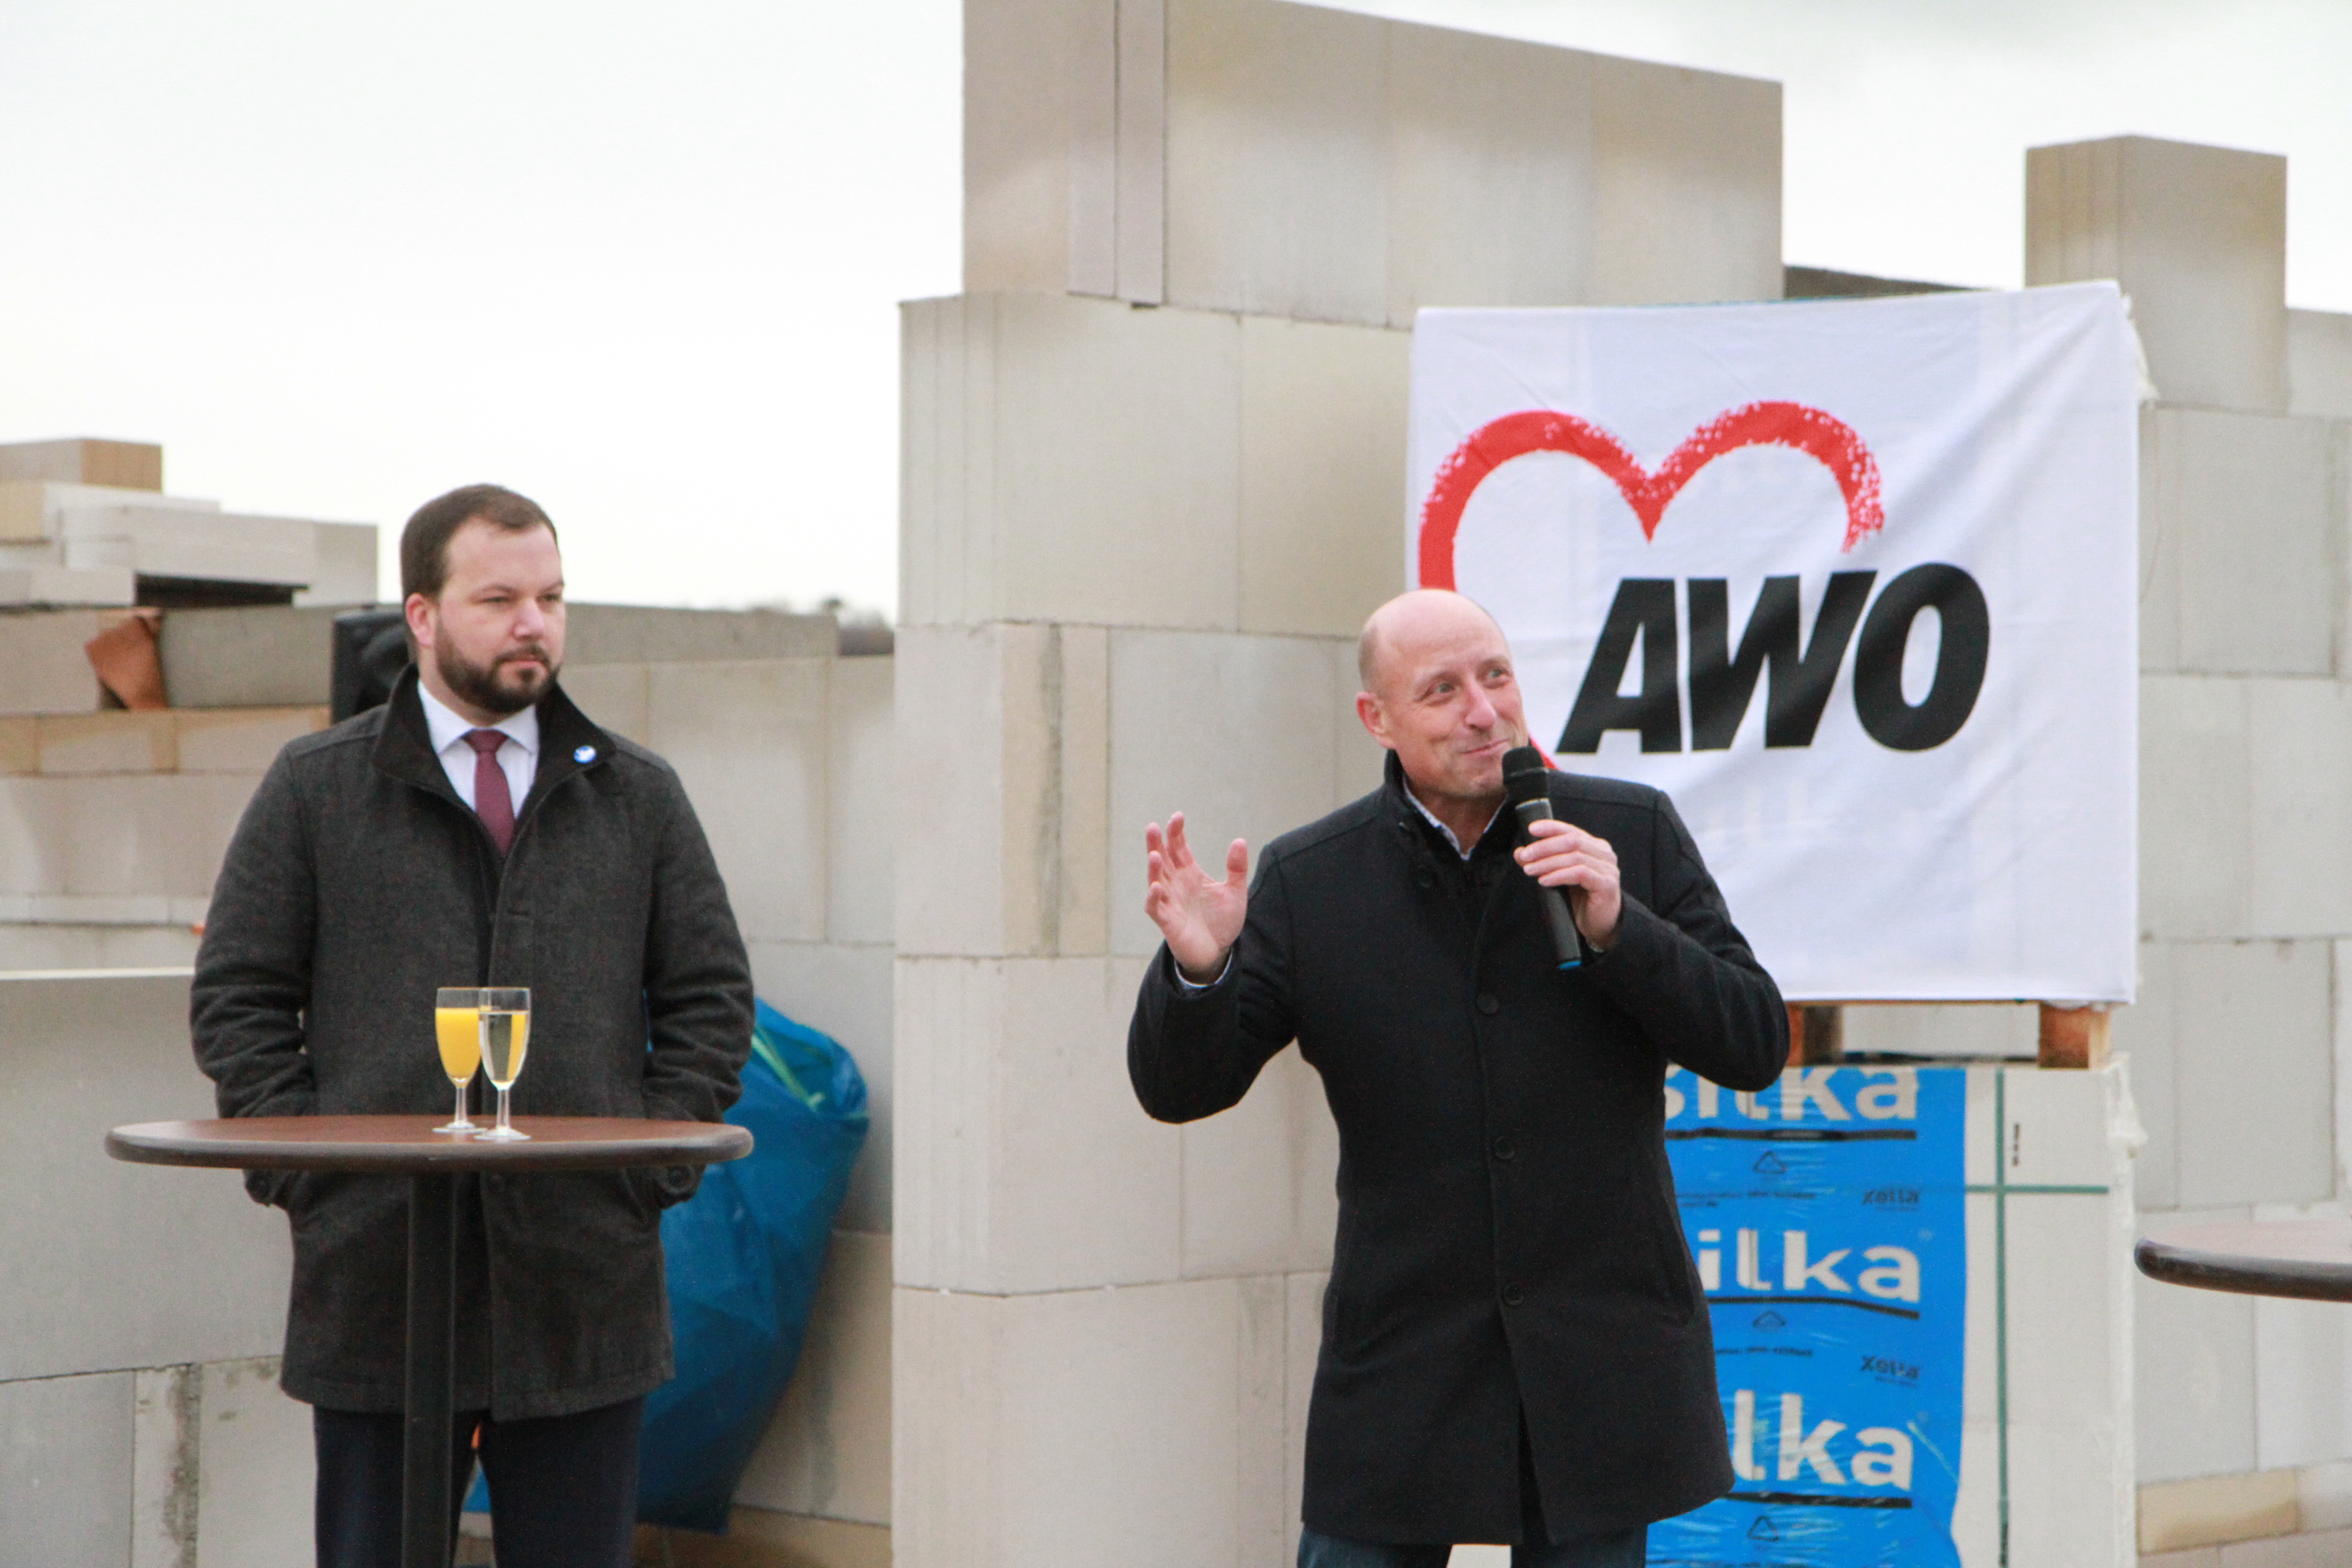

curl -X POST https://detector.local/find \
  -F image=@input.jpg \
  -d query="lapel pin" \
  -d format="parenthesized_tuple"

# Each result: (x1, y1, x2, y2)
(574, 745, 596, 764)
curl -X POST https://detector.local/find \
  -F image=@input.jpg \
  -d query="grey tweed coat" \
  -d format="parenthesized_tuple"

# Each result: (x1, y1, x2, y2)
(191, 668, 753, 1418)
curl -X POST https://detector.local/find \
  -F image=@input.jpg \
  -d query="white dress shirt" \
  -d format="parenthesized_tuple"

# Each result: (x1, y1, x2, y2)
(417, 683, 539, 813)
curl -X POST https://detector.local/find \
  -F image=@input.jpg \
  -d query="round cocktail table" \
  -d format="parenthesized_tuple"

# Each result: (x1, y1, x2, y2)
(2136, 1219, 2352, 1303)
(106, 1115, 753, 1568)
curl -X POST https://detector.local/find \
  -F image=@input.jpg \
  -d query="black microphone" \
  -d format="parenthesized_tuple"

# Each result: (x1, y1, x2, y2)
(1503, 745, 1586, 971)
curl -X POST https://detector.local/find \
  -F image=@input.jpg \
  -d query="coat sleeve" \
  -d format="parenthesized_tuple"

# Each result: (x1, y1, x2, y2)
(191, 753, 321, 1126)
(638, 774, 755, 1129)
(1127, 846, 1301, 1124)
(1585, 791, 1788, 1092)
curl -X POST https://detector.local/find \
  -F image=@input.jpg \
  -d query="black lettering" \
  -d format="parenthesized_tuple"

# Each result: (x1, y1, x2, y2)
(1688, 573, 1877, 749)
(1560, 578, 1680, 753)
(1852, 564, 1990, 751)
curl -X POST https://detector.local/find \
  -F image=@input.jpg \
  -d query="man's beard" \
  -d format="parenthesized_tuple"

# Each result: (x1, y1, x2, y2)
(436, 638, 556, 717)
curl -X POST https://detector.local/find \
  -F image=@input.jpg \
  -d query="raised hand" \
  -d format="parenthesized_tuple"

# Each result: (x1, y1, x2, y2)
(1143, 812, 1249, 983)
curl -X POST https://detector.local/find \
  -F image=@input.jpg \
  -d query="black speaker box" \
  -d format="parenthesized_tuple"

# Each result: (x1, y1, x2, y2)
(331, 608, 412, 721)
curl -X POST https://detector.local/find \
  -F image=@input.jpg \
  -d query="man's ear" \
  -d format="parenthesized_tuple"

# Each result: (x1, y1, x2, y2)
(1356, 691, 1394, 749)
(404, 592, 437, 653)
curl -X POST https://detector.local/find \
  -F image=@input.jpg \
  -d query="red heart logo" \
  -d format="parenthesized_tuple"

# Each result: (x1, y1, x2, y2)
(1417, 401, 1884, 590)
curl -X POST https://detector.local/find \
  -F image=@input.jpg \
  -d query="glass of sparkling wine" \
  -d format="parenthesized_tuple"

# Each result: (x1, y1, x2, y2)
(433, 988, 483, 1134)
(475, 987, 532, 1142)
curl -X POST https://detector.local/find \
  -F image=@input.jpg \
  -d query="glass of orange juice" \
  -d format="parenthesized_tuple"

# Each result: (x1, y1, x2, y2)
(433, 987, 483, 1134)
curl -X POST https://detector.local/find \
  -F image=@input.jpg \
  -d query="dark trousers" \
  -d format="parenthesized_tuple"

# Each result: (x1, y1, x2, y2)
(1296, 1524, 1646, 1567)
(313, 1396, 644, 1568)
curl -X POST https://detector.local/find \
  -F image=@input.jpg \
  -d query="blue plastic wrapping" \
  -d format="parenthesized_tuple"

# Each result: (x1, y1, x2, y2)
(464, 999, 868, 1532)
(1650, 1066, 1966, 1567)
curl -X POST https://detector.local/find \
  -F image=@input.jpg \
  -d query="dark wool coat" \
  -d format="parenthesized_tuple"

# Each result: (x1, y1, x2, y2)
(192, 668, 753, 1420)
(1129, 755, 1787, 1546)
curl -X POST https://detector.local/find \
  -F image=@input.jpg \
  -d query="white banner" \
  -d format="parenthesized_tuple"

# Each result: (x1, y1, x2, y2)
(1408, 284, 2138, 1002)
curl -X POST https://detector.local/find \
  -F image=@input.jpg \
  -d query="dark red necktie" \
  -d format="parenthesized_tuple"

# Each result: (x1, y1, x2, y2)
(463, 730, 515, 855)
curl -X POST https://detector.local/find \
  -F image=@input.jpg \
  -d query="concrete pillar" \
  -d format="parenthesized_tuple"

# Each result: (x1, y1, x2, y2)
(906, 3, 1787, 1561)
(2027, 135, 2288, 413)
(965, 0, 1782, 327)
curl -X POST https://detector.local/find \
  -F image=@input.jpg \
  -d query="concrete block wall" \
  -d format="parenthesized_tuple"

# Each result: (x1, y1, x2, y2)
(899, 5, 1786, 1561)
(0, 646, 896, 1561)
(966, 0, 1782, 324)
(0, 973, 304, 1567)
(490, 652, 900, 1550)
(0, 434, 379, 610)
(0, 707, 327, 968)
(2024, 135, 2352, 1560)
(895, 284, 1394, 1566)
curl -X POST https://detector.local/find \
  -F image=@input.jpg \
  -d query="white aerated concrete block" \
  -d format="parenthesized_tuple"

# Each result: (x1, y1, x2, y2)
(2115, 941, 2183, 1211)
(739, 1229, 893, 1526)
(2247, 1200, 2352, 1472)
(292, 521, 378, 606)
(748, 939, 894, 1232)
(0, 479, 213, 544)
(962, 0, 1103, 296)
(0, 1370, 134, 1568)
(61, 505, 316, 588)
(0, 975, 289, 1381)
(1841, 1002, 2037, 1060)
(2287, 309, 2352, 419)
(172, 708, 327, 774)
(2170, 941, 2332, 1208)
(1237, 315, 1410, 638)
(193, 1357, 310, 1568)
(647, 659, 828, 944)
(0, 562, 136, 604)
(57, 774, 263, 898)
(558, 664, 651, 745)
(2139, 677, 2252, 941)
(1380, 21, 1597, 323)
(1179, 1046, 1339, 1278)
(2136, 1207, 2259, 1483)
(133, 1365, 197, 1568)
(900, 294, 1243, 632)
(897, 624, 1109, 960)
(2143, 407, 2341, 678)
(828, 655, 896, 947)
(893, 1276, 1290, 1568)
(0, 777, 68, 894)
(0, 608, 111, 714)
(2028, 137, 2287, 414)
(1588, 53, 1782, 308)
(2246, 681, 2352, 936)
(1107, 630, 1378, 958)
(894, 956, 1178, 1294)
(1164, 0, 1390, 327)
(35, 710, 178, 774)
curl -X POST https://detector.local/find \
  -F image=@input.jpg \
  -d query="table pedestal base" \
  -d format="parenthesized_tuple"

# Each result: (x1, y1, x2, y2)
(403, 1173, 456, 1568)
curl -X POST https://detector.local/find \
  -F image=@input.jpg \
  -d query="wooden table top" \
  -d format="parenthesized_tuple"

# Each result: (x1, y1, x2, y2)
(105, 1115, 752, 1174)
(2137, 1220, 2352, 1303)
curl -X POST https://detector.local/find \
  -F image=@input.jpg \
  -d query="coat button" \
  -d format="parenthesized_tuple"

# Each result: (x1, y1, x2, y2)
(1491, 1136, 1515, 1162)
(1502, 1284, 1525, 1307)
(1476, 992, 1500, 1015)
(1416, 870, 1435, 889)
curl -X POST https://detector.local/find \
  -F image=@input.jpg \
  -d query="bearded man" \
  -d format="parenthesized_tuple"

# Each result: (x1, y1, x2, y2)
(1129, 589, 1787, 1567)
(193, 484, 753, 1568)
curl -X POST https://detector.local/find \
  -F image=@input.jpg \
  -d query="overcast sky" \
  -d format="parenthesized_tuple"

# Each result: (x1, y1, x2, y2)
(2, 0, 2343, 617)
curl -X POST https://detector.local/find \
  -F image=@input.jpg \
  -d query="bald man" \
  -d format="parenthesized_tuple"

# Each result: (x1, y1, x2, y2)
(1129, 589, 1788, 1568)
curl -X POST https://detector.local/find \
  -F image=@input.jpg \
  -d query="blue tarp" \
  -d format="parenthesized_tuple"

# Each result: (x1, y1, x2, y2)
(466, 1000, 868, 1533)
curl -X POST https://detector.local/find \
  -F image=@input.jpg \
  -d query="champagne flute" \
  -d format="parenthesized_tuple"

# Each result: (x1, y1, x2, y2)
(474, 987, 532, 1142)
(433, 987, 483, 1134)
